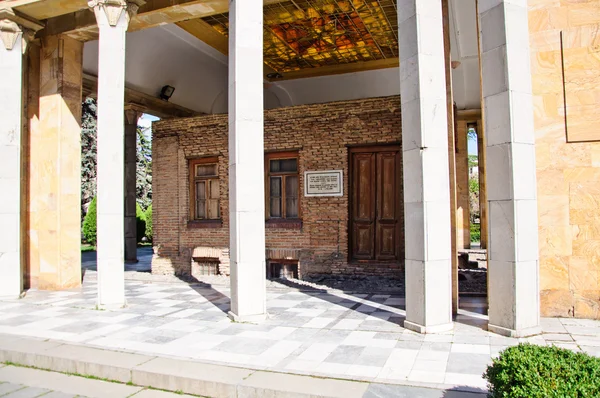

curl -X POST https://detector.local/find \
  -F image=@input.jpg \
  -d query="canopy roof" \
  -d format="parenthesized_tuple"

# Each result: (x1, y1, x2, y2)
(10, 0, 481, 114)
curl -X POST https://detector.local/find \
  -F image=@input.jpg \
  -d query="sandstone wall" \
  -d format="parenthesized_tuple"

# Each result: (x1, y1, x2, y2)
(529, 0, 600, 318)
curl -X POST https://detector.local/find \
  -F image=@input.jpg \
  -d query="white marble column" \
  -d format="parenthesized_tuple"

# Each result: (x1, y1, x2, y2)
(0, 9, 42, 299)
(227, 0, 267, 322)
(399, 1, 453, 333)
(90, 0, 143, 308)
(124, 105, 143, 263)
(478, 0, 540, 337)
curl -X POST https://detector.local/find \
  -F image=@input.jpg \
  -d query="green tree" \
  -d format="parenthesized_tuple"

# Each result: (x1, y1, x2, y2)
(80, 106, 153, 241)
(82, 196, 97, 245)
(469, 176, 479, 195)
(468, 154, 478, 168)
(136, 203, 146, 243)
(136, 126, 152, 210)
(144, 205, 152, 242)
(467, 127, 477, 141)
(81, 98, 97, 220)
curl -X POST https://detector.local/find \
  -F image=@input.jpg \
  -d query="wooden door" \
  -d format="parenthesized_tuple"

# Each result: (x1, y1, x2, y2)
(350, 146, 401, 262)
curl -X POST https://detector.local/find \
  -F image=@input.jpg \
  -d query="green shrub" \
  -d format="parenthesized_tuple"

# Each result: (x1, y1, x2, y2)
(484, 343, 600, 398)
(144, 205, 153, 242)
(470, 223, 481, 243)
(82, 197, 97, 245)
(136, 203, 146, 243)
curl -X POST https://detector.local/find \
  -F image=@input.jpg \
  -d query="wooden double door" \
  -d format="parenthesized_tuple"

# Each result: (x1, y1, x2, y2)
(349, 145, 402, 262)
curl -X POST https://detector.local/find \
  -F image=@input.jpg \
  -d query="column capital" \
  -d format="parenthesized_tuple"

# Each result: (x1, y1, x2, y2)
(124, 103, 145, 124)
(0, 8, 43, 52)
(88, 0, 145, 27)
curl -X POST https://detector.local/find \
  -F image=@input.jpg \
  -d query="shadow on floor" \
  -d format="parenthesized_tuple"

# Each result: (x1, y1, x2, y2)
(364, 383, 487, 397)
(80, 247, 489, 330)
(175, 274, 232, 315)
(273, 277, 406, 328)
(273, 277, 491, 332)
(81, 247, 233, 315)
(81, 246, 153, 273)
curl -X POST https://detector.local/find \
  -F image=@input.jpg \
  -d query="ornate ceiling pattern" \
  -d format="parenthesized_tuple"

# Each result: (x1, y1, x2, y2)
(203, 0, 398, 72)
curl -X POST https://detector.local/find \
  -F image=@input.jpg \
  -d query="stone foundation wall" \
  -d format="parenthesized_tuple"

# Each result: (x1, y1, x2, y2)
(529, 0, 600, 318)
(151, 96, 403, 278)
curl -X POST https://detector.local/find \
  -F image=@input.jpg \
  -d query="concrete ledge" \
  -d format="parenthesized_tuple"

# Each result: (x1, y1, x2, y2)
(238, 371, 368, 398)
(0, 335, 151, 383)
(132, 357, 253, 398)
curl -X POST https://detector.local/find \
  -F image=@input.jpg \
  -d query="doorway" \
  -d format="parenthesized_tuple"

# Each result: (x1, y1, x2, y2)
(349, 145, 401, 263)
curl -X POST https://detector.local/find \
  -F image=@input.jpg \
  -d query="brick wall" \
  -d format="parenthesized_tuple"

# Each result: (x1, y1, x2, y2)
(152, 96, 403, 278)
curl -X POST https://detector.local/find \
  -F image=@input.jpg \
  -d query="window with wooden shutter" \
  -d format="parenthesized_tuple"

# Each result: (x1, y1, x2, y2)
(265, 152, 299, 220)
(189, 158, 220, 221)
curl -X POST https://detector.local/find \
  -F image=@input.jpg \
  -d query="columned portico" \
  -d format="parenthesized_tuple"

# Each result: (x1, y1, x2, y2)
(478, 1, 540, 337)
(91, 0, 143, 308)
(124, 104, 143, 263)
(227, 0, 267, 322)
(399, 1, 453, 333)
(0, 9, 42, 299)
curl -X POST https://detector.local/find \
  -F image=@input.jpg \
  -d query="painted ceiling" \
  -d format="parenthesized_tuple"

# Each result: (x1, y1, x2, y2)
(203, 0, 398, 72)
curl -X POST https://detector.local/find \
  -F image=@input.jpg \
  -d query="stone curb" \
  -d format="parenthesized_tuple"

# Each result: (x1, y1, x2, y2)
(0, 334, 369, 398)
(0, 334, 488, 398)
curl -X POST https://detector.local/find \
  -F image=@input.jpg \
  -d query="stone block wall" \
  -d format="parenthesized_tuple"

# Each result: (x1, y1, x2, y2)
(529, 0, 600, 318)
(151, 96, 403, 278)
(24, 36, 83, 290)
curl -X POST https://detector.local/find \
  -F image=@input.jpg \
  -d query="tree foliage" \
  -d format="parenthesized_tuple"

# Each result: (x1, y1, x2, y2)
(80, 101, 153, 235)
(468, 154, 478, 168)
(469, 176, 479, 195)
(136, 126, 152, 210)
(467, 127, 477, 141)
(470, 223, 481, 243)
(468, 154, 480, 225)
(82, 196, 97, 245)
(136, 203, 146, 243)
(81, 98, 98, 220)
(145, 205, 153, 242)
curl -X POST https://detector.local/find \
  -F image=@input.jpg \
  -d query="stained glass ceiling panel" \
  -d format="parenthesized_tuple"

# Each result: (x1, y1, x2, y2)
(202, 0, 398, 73)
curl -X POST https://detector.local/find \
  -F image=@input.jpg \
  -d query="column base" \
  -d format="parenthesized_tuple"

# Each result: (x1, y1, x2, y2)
(404, 320, 454, 334)
(488, 323, 541, 338)
(0, 294, 22, 300)
(97, 301, 127, 310)
(228, 311, 267, 323)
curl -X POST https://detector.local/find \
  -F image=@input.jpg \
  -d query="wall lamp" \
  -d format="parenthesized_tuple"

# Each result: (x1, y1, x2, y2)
(160, 85, 175, 101)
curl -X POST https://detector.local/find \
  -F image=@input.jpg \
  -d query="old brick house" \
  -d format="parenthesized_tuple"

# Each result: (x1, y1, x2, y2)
(152, 97, 405, 279)
(1, 0, 599, 337)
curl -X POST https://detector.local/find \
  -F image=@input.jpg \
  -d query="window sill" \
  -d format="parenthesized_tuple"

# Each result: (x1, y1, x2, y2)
(266, 219, 303, 229)
(188, 220, 223, 229)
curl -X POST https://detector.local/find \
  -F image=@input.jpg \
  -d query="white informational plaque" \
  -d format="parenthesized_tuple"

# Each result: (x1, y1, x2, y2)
(304, 170, 343, 197)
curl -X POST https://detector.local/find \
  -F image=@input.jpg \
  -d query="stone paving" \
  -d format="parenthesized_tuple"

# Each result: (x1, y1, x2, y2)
(0, 364, 194, 397)
(0, 270, 599, 393)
